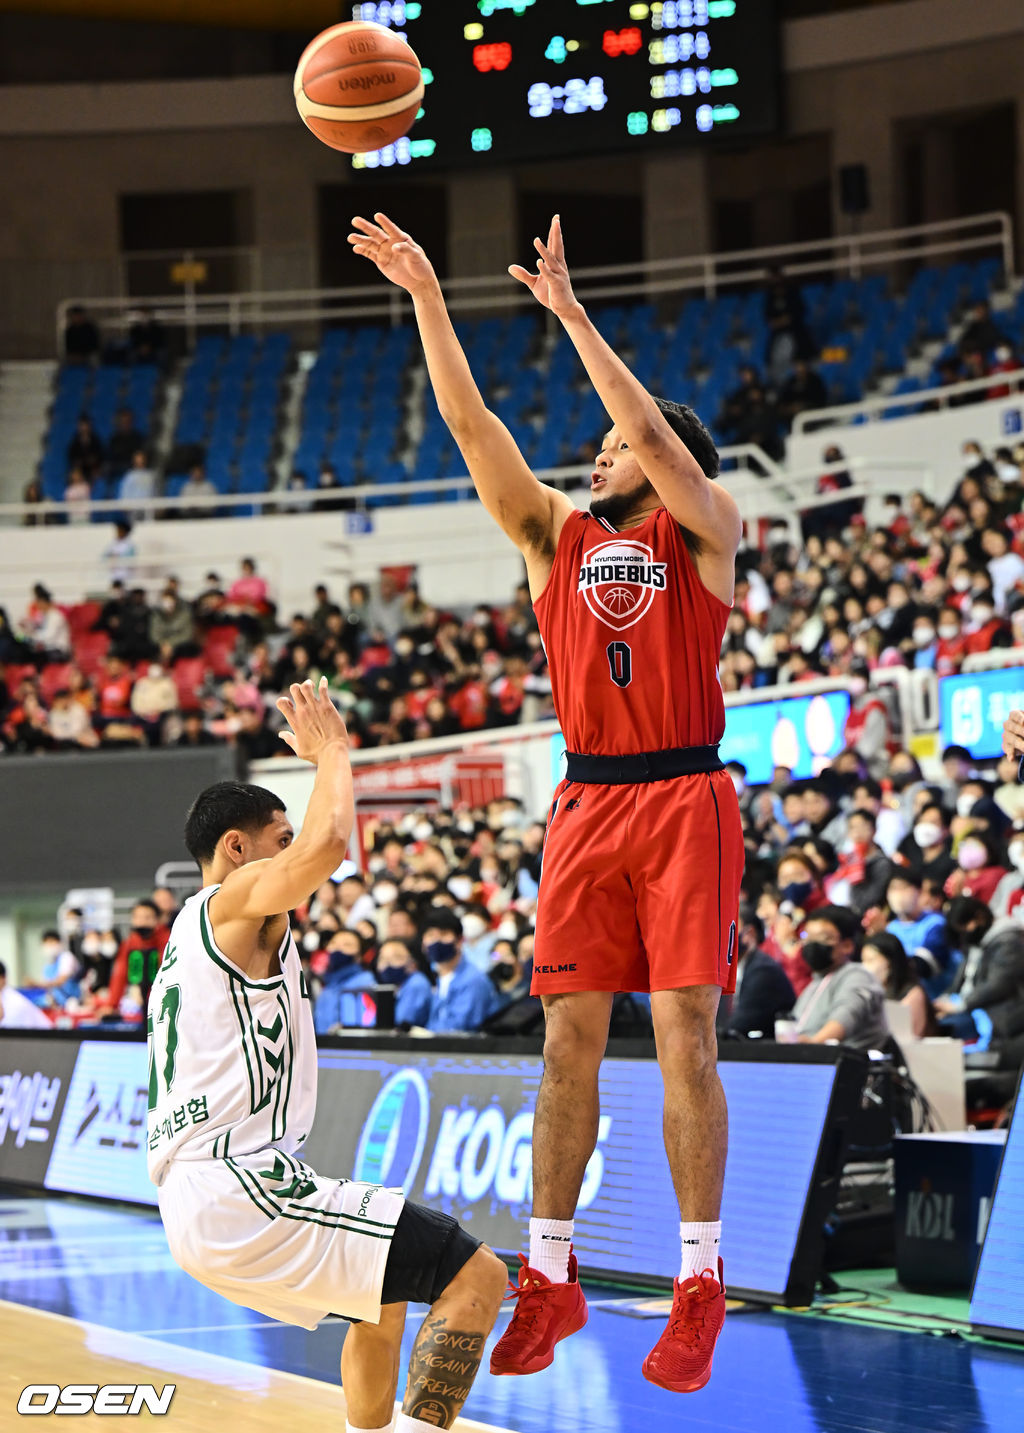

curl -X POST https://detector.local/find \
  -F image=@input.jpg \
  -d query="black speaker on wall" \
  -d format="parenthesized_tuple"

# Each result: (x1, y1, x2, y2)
(838, 163, 870, 215)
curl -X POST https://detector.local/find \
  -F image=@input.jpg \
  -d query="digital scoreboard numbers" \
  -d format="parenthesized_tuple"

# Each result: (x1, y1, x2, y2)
(348, 1, 779, 172)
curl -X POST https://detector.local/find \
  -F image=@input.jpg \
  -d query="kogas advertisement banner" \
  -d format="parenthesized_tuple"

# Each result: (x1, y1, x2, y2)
(1, 1038, 843, 1299)
(940, 667, 1024, 761)
(550, 689, 851, 792)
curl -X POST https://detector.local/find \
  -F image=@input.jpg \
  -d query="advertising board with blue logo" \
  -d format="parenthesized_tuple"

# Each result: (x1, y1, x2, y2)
(1, 1035, 846, 1301)
(939, 667, 1024, 761)
(550, 689, 851, 792)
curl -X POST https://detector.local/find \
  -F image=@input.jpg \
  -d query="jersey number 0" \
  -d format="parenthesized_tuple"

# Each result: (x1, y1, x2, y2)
(606, 641, 632, 688)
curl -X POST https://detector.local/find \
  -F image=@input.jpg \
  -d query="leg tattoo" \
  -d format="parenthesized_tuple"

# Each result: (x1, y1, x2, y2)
(402, 1316, 486, 1428)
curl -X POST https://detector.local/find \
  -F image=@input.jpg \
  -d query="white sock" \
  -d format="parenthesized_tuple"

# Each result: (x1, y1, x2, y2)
(346, 1421, 393, 1433)
(395, 1415, 444, 1433)
(679, 1220, 721, 1281)
(529, 1216, 574, 1282)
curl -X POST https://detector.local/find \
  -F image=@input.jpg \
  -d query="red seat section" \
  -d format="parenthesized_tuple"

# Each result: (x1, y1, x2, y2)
(39, 662, 75, 703)
(72, 630, 110, 680)
(172, 656, 206, 711)
(203, 625, 240, 678)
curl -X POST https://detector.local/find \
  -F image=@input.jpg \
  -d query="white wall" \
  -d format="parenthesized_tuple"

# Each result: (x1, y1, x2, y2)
(0, 497, 535, 616)
(787, 390, 1024, 507)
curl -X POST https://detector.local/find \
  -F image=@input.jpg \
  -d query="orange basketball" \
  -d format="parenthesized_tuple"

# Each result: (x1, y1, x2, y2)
(294, 20, 423, 155)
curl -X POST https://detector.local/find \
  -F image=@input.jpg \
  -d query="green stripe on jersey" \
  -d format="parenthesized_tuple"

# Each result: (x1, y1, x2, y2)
(225, 1159, 395, 1239)
(199, 896, 284, 989)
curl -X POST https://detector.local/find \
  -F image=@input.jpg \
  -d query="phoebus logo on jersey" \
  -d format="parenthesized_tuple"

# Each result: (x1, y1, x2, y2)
(578, 538, 668, 632)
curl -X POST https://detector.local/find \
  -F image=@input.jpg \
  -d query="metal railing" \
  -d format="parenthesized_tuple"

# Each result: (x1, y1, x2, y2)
(55, 211, 1015, 351)
(792, 364, 1024, 435)
(0, 452, 937, 551)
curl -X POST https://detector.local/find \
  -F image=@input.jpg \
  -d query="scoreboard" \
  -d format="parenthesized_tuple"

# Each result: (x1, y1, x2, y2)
(345, 1, 779, 172)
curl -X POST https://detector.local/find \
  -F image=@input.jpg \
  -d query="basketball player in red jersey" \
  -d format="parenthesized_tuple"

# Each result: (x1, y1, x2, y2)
(350, 211, 742, 1395)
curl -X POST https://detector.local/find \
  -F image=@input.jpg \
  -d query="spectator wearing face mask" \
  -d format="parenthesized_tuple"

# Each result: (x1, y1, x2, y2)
(422, 907, 500, 1032)
(898, 801, 957, 886)
(459, 903, 497, 972)
(487, 938, 533, 1010)
(934, 609, 968, 675)
(886, 871, 956, 999)
(908, 613, 940, 669)
(313, 929, 377, 1032)
(964, 591, 1010, 654)
(793, 906, 889, 1050)
(989, 828, 1024, 920)
(935, 898, 1024, 1052)
(103, 900, 169, 1016)
(77, 928, 118, 998)
(21, 930, 81, 1008)
(375, 938, 432, 1027)
(945, 829, 1009, 905)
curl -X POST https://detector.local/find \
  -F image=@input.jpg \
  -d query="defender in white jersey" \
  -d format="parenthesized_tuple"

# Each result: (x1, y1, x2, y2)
(149, 678, 505, 1433)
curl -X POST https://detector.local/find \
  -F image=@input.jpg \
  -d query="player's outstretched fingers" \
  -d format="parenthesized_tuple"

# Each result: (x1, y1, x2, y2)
(374, 211, 411, 242)
(351, 215, 388, 242)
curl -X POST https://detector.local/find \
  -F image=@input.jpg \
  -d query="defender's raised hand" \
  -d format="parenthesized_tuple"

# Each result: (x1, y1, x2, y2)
(275, 677, 348, 763)
(508, 215, 583, 322)
(348, 211, 437, 296)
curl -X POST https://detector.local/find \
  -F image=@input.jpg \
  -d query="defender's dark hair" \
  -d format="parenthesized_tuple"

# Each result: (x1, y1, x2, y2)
(184, 781, 286, 865)
(653, 397, 720, 481)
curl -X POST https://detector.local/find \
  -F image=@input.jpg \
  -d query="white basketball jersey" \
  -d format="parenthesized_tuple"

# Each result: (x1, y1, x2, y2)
(147, 885, 317, 1187)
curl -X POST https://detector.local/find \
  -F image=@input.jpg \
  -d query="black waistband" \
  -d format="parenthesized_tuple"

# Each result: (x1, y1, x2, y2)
(563, 745, 724, 785)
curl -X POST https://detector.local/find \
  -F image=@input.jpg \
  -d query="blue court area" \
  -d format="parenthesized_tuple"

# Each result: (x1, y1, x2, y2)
(2, 1194, 1023, 1433)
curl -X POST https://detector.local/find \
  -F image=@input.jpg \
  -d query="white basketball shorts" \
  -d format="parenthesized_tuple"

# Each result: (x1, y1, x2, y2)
(157, 1147, 405, 1329)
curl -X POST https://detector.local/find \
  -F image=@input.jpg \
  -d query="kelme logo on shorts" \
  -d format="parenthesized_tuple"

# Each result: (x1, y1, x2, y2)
(353, 1069, 430, 1194)
(578, 538, 668, 631)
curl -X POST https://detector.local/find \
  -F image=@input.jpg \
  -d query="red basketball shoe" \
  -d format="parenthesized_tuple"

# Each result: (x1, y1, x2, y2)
(641, 1258, 726, 1393)
(489, 1251, 588, 1375)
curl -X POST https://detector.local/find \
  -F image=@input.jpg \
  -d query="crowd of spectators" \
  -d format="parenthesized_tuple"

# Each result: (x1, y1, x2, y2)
(2, 801, 543, 1039)
(721, 434, 1024, 702)
(6, 757, 1024, 1107)
(8, 433, 1024, 759)
(0, 559, 553, 756)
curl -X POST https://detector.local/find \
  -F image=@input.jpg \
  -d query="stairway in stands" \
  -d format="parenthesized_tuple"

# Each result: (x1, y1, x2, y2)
(0, 360, 57, 504)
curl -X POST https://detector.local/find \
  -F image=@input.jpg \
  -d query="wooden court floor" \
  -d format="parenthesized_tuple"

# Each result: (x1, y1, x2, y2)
(0, 1300, 507, 1431)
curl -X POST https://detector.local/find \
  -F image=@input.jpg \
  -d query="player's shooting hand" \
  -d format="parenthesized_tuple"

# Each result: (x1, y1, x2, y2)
(1002, 709, 1024, 760)
(508, 215, 583, 322)
(275, 677, 349, 764)
(348, 212, 438, 296)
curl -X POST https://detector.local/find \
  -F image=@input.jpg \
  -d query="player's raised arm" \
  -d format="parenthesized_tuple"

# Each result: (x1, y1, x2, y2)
(510, 215, 742, 560)
(211, 678, 352, 934)
(348, 211, 573, 556)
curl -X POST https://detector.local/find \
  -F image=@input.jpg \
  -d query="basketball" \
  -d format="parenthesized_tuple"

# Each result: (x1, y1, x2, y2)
(293, 20, 423, 155)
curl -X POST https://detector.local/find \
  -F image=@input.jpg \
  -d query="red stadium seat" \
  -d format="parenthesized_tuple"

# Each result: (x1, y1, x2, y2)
(39, 662, 75, 703)
(66, 601, 102, 635)
(2, 662, 37, 691)
(173, 656, 206, 711)
(203, 625, 240, 677)
(72, 630, 110, 679)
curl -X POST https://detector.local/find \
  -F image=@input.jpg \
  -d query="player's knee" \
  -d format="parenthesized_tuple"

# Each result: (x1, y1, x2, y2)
(658, 1023, 717, 1077)
(444, 1245, 507, 1319)
(542, 1010, 607, 1073)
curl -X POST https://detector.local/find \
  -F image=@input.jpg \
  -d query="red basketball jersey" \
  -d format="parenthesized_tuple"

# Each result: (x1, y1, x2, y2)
(533, 507, 730, 755)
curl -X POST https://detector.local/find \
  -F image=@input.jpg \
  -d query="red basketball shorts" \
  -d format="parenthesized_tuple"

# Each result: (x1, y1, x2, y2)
(531, 768, 744, 997)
